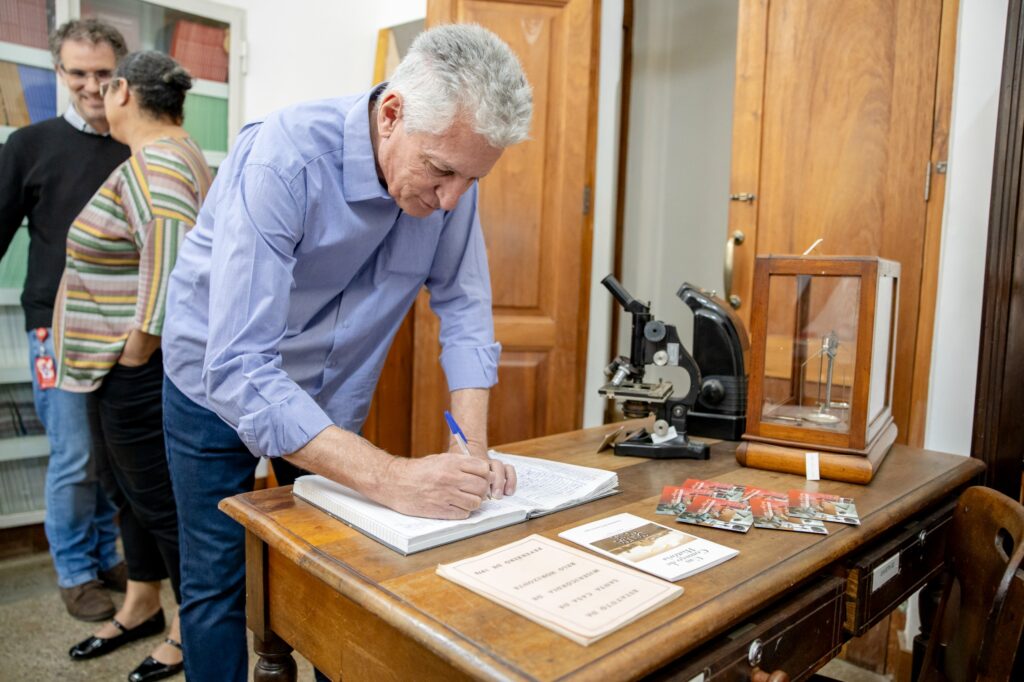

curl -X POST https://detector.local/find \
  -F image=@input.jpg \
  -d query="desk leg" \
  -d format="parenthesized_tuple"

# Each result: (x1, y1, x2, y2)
(254, 632, 298, 682)
(247, 530, 298, 682)
(912, 578, 943, 680)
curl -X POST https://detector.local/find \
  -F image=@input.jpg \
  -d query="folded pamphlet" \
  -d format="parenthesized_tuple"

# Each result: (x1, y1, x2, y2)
(559, 512, 739, 581)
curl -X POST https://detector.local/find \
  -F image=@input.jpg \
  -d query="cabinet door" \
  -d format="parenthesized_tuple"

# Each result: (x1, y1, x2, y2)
(393, 0, 601, 455)
(726, 0, 957, 445)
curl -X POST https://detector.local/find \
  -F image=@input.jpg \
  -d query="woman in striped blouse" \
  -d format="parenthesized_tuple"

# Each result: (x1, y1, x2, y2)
(53, 50, 211, 682)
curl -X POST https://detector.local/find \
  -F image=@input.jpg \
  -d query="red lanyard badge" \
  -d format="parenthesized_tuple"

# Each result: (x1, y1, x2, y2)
(34, 327, 56, 390)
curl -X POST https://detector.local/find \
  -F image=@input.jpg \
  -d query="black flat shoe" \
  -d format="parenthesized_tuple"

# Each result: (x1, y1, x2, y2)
(128, 638, 184, 682)
(68, 609, 166, 660)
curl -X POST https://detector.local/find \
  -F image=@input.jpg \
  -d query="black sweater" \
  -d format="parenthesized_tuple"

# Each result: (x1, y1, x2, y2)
(0, 117, 130, 330)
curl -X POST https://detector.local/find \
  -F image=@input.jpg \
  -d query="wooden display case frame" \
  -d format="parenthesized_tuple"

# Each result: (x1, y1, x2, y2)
(743, 255, 900, 456)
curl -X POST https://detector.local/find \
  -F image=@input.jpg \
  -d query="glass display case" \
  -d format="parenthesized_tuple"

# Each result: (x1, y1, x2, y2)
(743, 256, 900, 456)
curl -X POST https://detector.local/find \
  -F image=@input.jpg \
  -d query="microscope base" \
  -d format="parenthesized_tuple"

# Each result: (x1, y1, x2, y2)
(612, 429, 710, 460)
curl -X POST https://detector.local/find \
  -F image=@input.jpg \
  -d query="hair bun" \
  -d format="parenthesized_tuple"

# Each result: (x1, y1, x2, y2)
(161, 65, 193, 91)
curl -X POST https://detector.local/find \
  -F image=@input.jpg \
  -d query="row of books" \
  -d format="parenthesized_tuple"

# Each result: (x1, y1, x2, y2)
(169, 18, 228, 83)
(1, 384, 41, 438)
(656, 478, 860, 534)
(0, 59, 56, 126)
(0, 455, 46, 515)
(0, 304, 29, 370)
(0, 226, 27, 288)
(0, 0, 48, 50)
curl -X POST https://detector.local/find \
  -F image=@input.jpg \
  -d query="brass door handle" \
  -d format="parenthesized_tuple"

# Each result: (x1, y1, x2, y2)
(724, 230, 745, 309)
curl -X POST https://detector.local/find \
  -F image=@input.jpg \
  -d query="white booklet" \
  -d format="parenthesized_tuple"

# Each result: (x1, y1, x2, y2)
(558, 513, 739, 582)
(436, 534, 682, 646)
(292, 451, 618, 555)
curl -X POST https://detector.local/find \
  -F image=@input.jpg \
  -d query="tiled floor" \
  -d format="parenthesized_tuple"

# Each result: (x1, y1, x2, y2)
(0, 550, 314, 681)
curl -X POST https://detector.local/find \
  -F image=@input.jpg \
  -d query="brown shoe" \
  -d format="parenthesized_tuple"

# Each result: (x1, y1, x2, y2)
(98, 562, 128, 593)
(60, 579, 116, 622)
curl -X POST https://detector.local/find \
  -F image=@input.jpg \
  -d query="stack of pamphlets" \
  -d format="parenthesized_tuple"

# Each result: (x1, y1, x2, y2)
(787, 491, 860, 525)
(654, 479, 859, 534)
(746, 489, 827, 534)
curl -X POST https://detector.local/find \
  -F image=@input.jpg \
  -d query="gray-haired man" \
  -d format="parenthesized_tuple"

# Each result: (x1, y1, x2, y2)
(161, 23, 532, 680)
(0, 18, 129, 621)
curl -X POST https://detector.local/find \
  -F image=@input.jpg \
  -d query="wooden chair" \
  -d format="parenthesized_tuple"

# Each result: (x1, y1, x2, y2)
(918, 485, 1024, 682)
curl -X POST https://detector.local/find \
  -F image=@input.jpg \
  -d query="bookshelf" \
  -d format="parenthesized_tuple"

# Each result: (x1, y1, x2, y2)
(1, 0, 55, 530)
(1, 0, 245, 528)
(78, 0, 246, 169)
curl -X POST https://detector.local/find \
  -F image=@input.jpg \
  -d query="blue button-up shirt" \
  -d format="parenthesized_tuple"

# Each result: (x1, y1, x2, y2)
(162, 90, 500, 458)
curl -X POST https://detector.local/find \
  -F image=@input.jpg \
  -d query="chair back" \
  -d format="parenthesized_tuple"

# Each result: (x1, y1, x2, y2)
(919, 485, 1024, 682)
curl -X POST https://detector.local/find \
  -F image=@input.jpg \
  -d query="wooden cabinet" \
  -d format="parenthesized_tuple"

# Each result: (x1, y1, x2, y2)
(726, 0, 960, 447)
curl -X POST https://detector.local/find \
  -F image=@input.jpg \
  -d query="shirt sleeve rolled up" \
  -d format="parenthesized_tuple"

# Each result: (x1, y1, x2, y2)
(427, 184, 501, 392)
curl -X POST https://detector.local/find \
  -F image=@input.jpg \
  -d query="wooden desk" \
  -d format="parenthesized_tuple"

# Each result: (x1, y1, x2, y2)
(220, 424, 984, 681)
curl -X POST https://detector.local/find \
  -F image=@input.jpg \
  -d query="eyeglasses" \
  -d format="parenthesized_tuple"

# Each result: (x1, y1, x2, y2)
(59, 63, 114, 85)
(98, 78, 122, 98)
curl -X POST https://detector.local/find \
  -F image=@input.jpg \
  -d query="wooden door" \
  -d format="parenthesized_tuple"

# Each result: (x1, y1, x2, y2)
(726, 0, 959, 446)
(374, 0, 600, 455)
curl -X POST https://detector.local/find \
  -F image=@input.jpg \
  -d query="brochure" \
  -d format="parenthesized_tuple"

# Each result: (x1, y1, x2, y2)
(558, 512, 739, 582)
(676, 495, 753, 533)
(655, 485, 695, 516)
(436, 534, 682, 646)
(787, 490, 860, 525)
(747, 489, 828, 534)
(680, 478, 748, 501)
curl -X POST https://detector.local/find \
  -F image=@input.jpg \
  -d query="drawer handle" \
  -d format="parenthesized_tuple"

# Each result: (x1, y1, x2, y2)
(747, 639, 763, 666)
(751, 667, 790, 682)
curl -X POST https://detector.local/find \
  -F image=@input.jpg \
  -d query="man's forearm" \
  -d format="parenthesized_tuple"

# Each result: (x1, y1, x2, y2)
(283, 424, 494, 519)
(448, 388, 489, 456)
(284, 425, 392, 493)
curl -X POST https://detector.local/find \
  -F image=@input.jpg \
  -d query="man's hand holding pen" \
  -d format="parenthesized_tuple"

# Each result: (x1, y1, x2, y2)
(445, 410, 517, 500)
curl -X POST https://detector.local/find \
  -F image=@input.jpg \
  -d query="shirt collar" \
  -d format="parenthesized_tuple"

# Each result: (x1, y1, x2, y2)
(63, 104, 108, 136)
(342, 84, 391, 202)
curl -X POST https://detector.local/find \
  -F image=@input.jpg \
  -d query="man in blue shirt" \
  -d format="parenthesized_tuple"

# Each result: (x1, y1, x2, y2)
(162, 24, 533, 681)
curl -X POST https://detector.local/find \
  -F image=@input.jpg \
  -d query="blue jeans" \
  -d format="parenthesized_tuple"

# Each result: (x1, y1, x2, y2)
(28, 329, 121, 588)
(164, 376, 324, 681)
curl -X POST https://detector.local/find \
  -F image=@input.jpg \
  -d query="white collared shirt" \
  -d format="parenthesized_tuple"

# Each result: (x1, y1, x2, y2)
(62, 105, 107, 136)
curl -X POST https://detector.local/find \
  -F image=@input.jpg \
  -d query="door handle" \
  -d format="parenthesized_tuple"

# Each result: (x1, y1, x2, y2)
(724, 230, 745, 309)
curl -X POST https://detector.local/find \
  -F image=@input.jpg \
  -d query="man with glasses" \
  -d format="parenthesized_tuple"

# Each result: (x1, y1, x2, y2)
(0, 18, 130, 622)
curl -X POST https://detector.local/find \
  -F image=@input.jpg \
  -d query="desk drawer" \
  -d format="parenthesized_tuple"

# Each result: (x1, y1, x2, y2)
(843, 501, 954, 636)
(648, 576, 846, 682)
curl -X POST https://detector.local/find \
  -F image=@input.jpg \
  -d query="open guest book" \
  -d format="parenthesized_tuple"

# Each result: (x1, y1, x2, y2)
(437, 534, 682, 645)
(292, 451, 618, 555)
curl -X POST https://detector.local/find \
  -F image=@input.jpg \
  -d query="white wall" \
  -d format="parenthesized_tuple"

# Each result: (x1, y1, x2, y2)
(218, 0, 426, 121)
(582, 0, 625, 427)
(924, 0, 1008, 455)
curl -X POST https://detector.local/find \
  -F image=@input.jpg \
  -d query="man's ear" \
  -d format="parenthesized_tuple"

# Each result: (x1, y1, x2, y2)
(377, 92, 403, 138)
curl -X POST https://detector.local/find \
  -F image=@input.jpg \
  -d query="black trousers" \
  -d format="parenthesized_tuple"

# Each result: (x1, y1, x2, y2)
(89, 350, 181, 602)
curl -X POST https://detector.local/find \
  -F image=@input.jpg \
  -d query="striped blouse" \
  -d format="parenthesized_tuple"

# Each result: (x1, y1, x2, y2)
(54, 136, 212, 391)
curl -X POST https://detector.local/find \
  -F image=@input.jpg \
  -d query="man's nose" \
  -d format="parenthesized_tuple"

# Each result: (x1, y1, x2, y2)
(437, 177, 473, 211)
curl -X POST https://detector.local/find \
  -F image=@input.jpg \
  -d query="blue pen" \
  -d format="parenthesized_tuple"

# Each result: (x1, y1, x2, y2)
(444, 410, 473, 457)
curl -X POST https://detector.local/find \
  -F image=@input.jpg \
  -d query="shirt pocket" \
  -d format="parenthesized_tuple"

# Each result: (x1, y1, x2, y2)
(379, 212, 444, 277)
